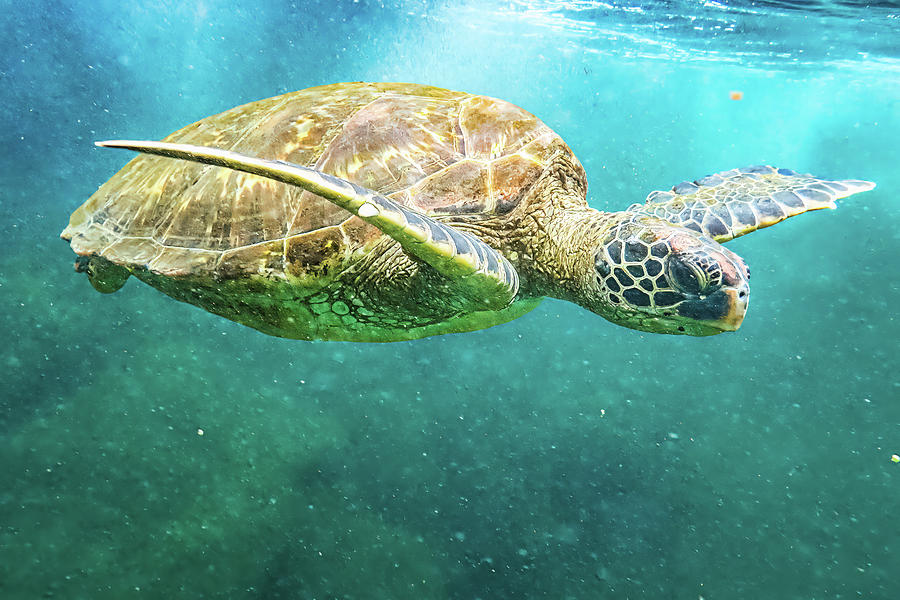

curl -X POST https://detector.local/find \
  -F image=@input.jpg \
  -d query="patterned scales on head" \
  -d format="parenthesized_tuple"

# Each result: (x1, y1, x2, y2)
(63, 83, 575, 340)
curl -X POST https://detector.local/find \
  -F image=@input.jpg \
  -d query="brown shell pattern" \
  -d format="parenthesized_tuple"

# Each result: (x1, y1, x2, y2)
(63, 82, 572, 279)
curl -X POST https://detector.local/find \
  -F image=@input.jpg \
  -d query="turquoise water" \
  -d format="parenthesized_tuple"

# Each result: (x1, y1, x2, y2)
(2, 1, 898, 597)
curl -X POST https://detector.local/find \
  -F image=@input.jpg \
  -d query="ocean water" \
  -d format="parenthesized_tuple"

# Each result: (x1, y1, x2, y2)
(1, 0, 898, 598)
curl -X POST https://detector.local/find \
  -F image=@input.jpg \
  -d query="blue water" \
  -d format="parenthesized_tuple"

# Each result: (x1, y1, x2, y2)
(2, 1, 898, 598)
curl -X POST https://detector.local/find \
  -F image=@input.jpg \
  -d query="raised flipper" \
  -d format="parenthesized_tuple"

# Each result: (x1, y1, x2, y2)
(95, 140, 518, 310)
(628, 165, 876, 243)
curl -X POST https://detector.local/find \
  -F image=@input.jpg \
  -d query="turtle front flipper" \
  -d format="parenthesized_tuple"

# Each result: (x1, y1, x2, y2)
(95, 140, 518, 311)
(628, 166, 875, 242)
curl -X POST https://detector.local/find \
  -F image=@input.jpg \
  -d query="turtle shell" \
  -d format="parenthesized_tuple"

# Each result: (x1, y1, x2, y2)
(62, 82, 577, 284)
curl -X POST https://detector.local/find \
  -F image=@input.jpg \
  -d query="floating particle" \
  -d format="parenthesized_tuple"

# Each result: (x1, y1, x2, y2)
(729, 90, 744, 101)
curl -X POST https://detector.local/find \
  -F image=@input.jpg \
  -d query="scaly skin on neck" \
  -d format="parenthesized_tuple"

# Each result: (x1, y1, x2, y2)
(517, 204, 609, 298)
(501, 154, 611, 304)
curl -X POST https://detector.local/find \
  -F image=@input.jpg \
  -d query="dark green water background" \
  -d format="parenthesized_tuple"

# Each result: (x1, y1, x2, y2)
(1, 1, 898, 598)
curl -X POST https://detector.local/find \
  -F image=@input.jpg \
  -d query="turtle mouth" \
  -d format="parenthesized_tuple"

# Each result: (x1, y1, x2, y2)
(674, 287, 749, 335)
(718, 287, 749, 331)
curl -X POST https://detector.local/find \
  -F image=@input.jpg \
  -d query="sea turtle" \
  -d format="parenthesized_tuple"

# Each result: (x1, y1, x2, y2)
(62, 82, 875, 342)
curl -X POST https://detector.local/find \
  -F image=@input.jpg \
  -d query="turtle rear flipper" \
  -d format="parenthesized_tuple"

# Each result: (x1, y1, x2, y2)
(95, 140, 519, 311)
(75, 255, 130, 293)
(630, 166, 875, 242)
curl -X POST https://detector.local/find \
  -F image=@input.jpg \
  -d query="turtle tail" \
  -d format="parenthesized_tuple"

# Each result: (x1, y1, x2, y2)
(75, 255, 130, 293)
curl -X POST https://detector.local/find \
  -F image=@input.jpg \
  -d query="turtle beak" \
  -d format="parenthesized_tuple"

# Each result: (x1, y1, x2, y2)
(674, 284, 749, 334)
(710, 249, 750, 332)
(717, 286, 749, 331)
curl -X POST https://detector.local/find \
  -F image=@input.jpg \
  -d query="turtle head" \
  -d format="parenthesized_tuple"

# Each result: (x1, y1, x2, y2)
(584, 213, 750, 336)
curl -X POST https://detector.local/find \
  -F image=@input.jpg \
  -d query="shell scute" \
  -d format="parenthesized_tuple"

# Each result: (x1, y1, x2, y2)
(148, 246, 219, 277)
(490, 153, 544, 214)
(340, 214, 384, 249)
(69, 223, 118, 257)
(408, 159, 492, 214)
(287, 189, 351, 238)
(103, 237, 163, 267)
(459, 96, 548, 160)
(218, 239, 285, 279)
(284, 227, 348, 280)
(317, 94, 465, 196)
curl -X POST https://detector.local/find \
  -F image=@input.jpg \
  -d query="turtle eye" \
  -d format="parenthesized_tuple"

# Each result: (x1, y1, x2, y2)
(667, 254, 725, 296)
(667, 255, 706, 296)
(595, 252, 611, 277)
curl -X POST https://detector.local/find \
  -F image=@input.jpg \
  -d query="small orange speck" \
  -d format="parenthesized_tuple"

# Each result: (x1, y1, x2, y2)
(729, 90, 744, 101)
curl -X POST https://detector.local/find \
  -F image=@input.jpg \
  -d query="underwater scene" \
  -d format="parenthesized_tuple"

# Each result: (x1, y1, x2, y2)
(1, 0, 898, 598)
